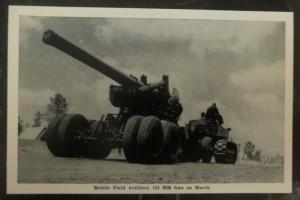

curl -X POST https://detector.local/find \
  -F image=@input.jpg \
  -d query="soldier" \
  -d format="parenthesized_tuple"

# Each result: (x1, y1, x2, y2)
(167, 88, 183, 123)
(206, 102, 222, 125)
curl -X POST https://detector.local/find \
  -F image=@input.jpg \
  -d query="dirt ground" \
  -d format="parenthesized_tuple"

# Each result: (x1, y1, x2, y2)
(18, 140, 284, 183)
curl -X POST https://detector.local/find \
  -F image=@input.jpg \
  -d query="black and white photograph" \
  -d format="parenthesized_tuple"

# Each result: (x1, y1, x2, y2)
(7, 6, 293, 194)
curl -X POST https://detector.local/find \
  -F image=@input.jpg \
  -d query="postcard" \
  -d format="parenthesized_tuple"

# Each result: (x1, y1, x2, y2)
(7, 6, 293, 194)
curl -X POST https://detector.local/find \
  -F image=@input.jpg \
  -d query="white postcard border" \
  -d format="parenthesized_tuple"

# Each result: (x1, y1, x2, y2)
(7, 6, 294, 194)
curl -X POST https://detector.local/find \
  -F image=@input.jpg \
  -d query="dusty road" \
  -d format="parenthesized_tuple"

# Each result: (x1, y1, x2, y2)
(18, 140, 283, 183)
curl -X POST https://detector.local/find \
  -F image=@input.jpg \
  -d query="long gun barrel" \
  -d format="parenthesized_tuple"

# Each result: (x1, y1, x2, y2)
(42, 30, 144, 88)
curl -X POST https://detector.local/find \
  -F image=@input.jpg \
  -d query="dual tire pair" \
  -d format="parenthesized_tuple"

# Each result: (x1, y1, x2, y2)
(123, 115, 180, 163)
(46, 114, 112, 159)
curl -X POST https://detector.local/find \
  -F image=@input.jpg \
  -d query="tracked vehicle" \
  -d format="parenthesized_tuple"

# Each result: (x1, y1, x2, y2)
(182, 118, 238, 164)
(43, 30, 237, 164)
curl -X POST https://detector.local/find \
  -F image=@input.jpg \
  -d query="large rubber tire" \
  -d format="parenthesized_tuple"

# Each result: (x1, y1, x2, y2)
(215, 142, 237, 164)
(201, 136, 213, 163)
(179, 144, 202, 162)
(225, 142, 238, 164)
(123, 115, 143, 162)
(161, 122, 179, 163)
(178, 135, 201, 162)
(47, 114, 88, 157)
(87, 121, 112, 159)
(87, 141, 112, 159)
(46, 114, 67, 156)
(189, 144, 202, 162)
(188, 120, 199, 138)
(137, 116, 164, 163)
(214, 156, 226, 163)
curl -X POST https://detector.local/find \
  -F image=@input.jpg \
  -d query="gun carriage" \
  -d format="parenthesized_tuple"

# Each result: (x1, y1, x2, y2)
(43, 30, 237, 164)
(43, 30, 183, 163)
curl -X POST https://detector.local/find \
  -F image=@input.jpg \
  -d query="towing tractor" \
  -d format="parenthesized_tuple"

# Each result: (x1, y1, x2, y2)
(180, 117, 238, 164)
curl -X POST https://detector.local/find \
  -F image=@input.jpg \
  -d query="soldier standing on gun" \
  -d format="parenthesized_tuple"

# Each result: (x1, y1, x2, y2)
(167, 88, 183, 123)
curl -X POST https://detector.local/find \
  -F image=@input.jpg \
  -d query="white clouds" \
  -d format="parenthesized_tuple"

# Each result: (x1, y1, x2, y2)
(67, 77, 118, 120)
(242, 92, 283, 113)
(20, 17, 44, 42)
(226, 61, 285, 155)
(21, 17, 44, 31)
(230, 61, 285, 95)
(92, 19, 282, 63)
(93, 19, 278, 45)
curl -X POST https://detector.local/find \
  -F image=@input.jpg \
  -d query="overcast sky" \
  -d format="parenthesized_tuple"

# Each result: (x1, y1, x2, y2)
(19, 16, 285, 156)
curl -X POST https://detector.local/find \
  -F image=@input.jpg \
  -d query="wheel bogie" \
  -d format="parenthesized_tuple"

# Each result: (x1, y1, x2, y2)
(123, 115, 185, 163)
(58, 114, 89, 157)
(46, 113, 114, 159)
(46, 114, 89, 157)
(45, 113, 237, 165)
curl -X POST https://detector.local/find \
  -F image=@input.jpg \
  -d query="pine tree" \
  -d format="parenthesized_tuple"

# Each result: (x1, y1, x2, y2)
(47, 93, 68, 121)
(244, 141, 255, 160)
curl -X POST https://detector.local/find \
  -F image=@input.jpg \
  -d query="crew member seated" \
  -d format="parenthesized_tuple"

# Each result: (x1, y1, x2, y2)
(167, 88, 183, 123)
(206, 102, 223, 125)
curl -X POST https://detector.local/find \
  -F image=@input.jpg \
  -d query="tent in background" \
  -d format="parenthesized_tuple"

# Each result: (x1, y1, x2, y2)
(19, 121, 48, 141)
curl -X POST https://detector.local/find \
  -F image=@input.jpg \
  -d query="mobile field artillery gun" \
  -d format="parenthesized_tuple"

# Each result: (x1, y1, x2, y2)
(43, 30, 183, 163)
(43, 30, 237, 164)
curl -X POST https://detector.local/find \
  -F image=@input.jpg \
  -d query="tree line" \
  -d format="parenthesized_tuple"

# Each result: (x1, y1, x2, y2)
(18, 93, 68, 135)
(243, 141, 261, 161)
